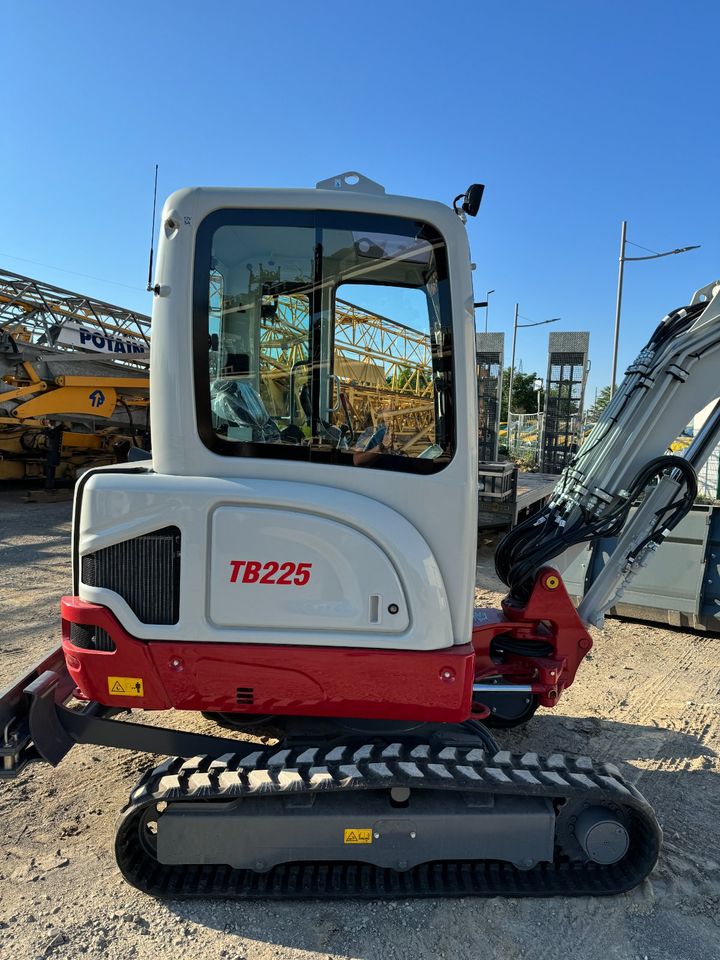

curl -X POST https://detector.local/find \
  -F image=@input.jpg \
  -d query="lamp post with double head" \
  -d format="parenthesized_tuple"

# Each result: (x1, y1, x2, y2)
(610, 222, 700, 396)
(506, 307, 561, 426)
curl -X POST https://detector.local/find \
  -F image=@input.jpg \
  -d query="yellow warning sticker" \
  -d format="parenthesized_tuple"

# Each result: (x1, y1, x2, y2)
(107, 676, 144, 697)
(344, 829, 372, 845)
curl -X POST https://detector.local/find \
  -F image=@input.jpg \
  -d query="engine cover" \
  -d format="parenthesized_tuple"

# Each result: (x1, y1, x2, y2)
(209, 506, 409, 634)
(76, 469, 455, 651)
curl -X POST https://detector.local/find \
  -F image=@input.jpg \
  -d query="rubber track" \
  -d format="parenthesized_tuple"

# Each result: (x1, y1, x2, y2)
(115, 743, 662, 899)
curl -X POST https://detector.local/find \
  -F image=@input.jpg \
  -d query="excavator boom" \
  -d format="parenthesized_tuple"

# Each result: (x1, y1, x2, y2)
(497, 279, 720, 625)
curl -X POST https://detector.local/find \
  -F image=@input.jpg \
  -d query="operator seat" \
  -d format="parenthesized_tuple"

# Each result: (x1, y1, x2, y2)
(210, 378, 281, 443)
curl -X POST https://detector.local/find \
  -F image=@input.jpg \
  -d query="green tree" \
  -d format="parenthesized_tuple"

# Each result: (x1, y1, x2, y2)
(502, 367, 544, 415)
(588, 385, 612, 420)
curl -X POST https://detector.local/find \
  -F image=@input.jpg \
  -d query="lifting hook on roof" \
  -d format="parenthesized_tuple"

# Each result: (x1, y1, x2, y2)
(315, 172, 386, 195)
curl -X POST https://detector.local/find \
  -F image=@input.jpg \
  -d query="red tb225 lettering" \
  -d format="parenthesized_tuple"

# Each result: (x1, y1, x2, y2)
(229, 560, 312, 586)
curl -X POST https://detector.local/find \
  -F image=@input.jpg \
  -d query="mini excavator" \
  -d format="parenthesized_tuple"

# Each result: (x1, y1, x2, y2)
(2, 172, 720, 899)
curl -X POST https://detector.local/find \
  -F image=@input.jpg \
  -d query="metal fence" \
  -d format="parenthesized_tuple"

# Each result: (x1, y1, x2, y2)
(505, 412, 543, 462)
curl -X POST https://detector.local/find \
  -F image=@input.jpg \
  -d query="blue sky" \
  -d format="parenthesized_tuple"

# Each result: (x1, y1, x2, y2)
(3, 1, 718, 402)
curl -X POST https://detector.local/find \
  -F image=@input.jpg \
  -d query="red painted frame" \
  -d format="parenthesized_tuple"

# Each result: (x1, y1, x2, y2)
(471, 567, 593, 707)
(61, 597, 475, 723)
(60, 567, 592, 723)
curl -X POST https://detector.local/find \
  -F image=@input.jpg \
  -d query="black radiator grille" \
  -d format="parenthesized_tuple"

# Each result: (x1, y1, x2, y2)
(236, 687, 255, 705)
(81, 526, 181, 625)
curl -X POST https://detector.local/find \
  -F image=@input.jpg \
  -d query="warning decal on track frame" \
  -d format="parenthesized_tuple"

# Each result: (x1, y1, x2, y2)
(107, 676, 144, 697)
(343, 829, 372, 844)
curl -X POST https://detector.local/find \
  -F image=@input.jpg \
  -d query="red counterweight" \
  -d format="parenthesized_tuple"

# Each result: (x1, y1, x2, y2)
(60, 596, 476, 723)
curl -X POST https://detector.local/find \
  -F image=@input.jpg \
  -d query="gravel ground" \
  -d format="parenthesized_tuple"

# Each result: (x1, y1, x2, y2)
(0, 493, 718, 960)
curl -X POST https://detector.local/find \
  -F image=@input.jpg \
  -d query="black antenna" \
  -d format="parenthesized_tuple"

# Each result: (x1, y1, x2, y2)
(146, 164, 159, 292)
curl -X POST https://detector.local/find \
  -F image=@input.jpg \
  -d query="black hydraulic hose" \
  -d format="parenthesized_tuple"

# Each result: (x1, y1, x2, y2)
(501, 456, 697, 604)
(626, 459, 698, 561)
(648, 301, 707, 350)
(497, 297, 708, 603)
(495, 513, 541, 584)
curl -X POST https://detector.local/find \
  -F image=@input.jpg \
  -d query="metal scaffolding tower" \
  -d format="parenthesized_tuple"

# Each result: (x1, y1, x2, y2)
(540, 330, 590, 474)
(476, 332, 504, 461)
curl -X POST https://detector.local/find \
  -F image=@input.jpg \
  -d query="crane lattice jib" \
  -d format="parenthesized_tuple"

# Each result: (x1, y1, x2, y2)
(334, 299, 431, 392)
(257, 295, 433, 447)
(0, 268, 151, 350)
(1, 270, 433, 445)
(258, 296, 431, 383)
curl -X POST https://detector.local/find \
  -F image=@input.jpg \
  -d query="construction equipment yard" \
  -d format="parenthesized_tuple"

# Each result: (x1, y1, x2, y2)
(1, 493, 717, 960)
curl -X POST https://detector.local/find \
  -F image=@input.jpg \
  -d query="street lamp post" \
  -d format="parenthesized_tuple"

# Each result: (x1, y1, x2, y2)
(610, 221, 627, 399)
(610, 221, 700, 396)
(507, 304, 520, 429)
(506, 305, 560, 426)
(485, 289, 495, 333)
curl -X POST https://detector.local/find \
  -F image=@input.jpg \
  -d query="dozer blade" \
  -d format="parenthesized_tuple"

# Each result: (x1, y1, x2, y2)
(0, 647, 267, 778)
(116, 742, 662, 899)
(0, 646, 75, 777)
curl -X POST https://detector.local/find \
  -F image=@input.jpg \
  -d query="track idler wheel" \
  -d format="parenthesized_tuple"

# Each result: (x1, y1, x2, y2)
(574, 806, 630, 864)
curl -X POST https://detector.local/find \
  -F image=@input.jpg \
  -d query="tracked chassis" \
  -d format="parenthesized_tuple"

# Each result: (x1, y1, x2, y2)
(117, 740, 661, 899)
(2, 658, 661, 898)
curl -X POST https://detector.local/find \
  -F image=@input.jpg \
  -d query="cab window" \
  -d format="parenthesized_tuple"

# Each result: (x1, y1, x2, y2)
(194, 210, 454, 474)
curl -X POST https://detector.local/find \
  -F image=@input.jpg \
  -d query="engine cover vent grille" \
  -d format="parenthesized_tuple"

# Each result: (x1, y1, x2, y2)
(69, 621, 116, 652)
(81, 526, 181, 625)
(236, 687, 255, 705)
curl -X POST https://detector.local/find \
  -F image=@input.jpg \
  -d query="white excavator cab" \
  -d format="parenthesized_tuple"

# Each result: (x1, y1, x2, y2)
(75, 174, 479, 655)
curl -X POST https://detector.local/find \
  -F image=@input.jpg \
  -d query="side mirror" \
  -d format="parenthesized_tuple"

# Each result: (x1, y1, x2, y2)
(462, 184, 485, 218)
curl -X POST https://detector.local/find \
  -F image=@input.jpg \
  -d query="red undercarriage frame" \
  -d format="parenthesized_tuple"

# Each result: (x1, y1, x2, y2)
(61, 567, 592, 725)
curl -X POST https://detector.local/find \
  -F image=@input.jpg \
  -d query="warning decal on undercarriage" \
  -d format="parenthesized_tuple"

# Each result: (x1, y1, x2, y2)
(107, 676, 144, 697)
(343, 829, 372, 844)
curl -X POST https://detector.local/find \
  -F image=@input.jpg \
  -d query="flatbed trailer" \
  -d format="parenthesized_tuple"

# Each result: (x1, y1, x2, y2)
(478, 462, 556, 529)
